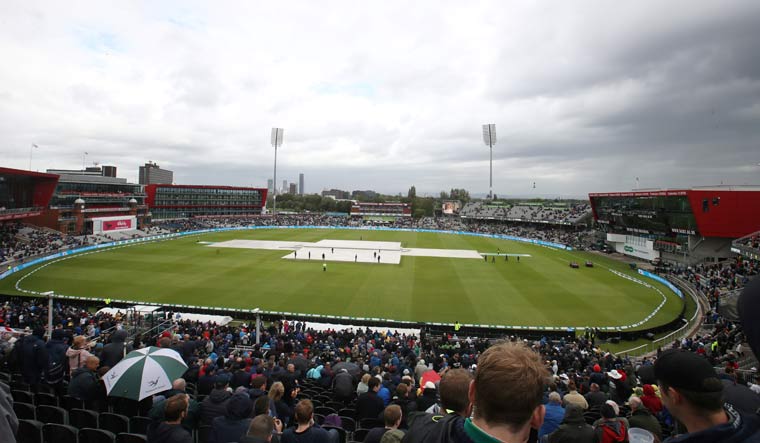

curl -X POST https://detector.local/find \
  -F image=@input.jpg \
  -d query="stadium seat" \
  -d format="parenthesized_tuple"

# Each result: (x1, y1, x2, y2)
(11, 380, 31, 392)
(12, 389, 35, 404)
(70, 408, 99, 429)
(115, 433, 148, 443)
(99, 412, 130, 435)
(352, 428, 370, 442)
(314, 413, 325, 425)
(17, 419, 44, 443)
(326, 401, 345, 410)
(0, 371, 11, 383)
(339, 416, 356, 432)
(338, 408, 355, 418)
(322, 425, 347, 443)
(36, 405, 68, 425)
(60, 395, 85, 411)
(111, 397, 140, 417)
(13, 401, 36, 420)
(315, 406, 336, 416)
(35, 392, 59, 407)
(129, 416, 152, 435)
(41, 423, 78, 443)
(79, 428, 116, 443)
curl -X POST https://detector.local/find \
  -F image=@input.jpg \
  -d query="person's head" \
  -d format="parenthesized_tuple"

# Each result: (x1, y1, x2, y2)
(383, 404, 403, 428)
(73, 335, 87, 349)
(368, 377, 381, 392)
(85, 356, 100, 371)
(395, 383, 409, 399)
(251, 375, 267, 390)
(439, 368, 473, 416)
(164, 394, 189, 423)
(361, 373, 371, 385)
(287, 363, 295, 373)
(294, 399, 314, 425)
(589, 383, 599, 392)
(654, 349, 724, 426)
(567, 380, 577, 392)
(172, 378, 186, 392)
(600, 403, 617, 419)
(469, 342, 548, 433)
(269, 381, 285, 401)
(548, 392, 562, 405)
(227, 393, 254, 420)
(247, 415, 274, 442)
(253, 395, 271, 416)
(629, 396, 643, 411)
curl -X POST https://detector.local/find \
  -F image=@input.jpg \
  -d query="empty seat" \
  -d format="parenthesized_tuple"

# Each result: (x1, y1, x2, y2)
(17, 419, 44, 443)
(70, 408, 99, 429)
(36, 405, 68, 425)
(60, 395, 85, 411)
(12, 389, 34, 404)
(339, 416, 356, 432)
(79, 428, 116, 443)
(315, 406, 337, 416)
(35, 392, 59, 407)
(129, 416, 152, 435)
(352, 428, 370, 442)
(13, 402, 36, 420)
(99, 412, 130, 435)
(115, 433, 148, 443)
(41, 423, 78, 443)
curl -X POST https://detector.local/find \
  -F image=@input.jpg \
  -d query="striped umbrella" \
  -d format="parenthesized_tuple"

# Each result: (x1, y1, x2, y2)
(103, 346, 188, 401)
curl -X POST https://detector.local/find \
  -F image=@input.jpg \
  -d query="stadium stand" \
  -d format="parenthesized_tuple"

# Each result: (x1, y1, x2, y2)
(2, 213, 760, 442)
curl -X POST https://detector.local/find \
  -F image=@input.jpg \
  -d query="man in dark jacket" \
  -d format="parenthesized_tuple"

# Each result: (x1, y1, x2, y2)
(210, 393, 254, 443)
(201, 376, 232, 426)
(68, 356, 100, 402)
(147, 393, 193, 443)
(402, 368, 472, 443)
(356, 377, 385, 422)
(99, 330, 131, 369)
(249, 375, 268, 402)
(19, 328, 48, 390)
(414, 382, 438, 413)
(583, 383, 608, 409)
(545, 404, 594, 443)
(332, 369, 354, 403)
(45, 329, 68, 394)
(654, 349, 760, 443)
(627, 397, 661, 440)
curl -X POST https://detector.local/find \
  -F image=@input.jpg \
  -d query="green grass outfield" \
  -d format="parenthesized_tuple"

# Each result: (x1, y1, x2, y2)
(0, 228, 684, 329)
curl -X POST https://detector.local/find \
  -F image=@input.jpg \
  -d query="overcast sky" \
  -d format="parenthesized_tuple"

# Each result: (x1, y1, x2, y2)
(1, 1, 759, 198)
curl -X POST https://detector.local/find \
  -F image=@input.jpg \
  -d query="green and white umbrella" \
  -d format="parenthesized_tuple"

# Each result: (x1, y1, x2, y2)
(103, 346, 188, 401)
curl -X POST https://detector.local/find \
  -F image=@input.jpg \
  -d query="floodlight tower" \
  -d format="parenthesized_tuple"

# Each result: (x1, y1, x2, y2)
(271, 128, 284, 216)
(482, 124, 497, 199)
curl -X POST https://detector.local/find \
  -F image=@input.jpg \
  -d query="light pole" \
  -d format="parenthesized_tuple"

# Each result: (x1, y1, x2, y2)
(482, 124, 497, 199)
(271, 128, 284, 216)
(82, 151, 88, 171)
(29, 144, 38, 170)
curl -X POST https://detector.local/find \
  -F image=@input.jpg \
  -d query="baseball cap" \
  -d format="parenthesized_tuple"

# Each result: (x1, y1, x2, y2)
(654, 349, 723, 392)
(424, 381, 436, 390)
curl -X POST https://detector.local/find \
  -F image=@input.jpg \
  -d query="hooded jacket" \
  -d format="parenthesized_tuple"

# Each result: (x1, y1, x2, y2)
(100, 330, 132, 368)
(200, 388, 232, 425)
(332, 370, 354, 399)
(628, 407, 662, 440)
(547, 404, 595, 443)
(663, 404, 760, 443)
(66, 346, 93, 375)
(401, 413, 474, 443)
(210, 393, 253, 443)
(68, 366, 98, 401)
(594, 419, 627, 443)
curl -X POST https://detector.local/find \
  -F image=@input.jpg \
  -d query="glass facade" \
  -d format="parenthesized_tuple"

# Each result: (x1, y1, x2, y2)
(591, 195, 698, 237)
(51, 182, 145, 208)
(151, 186, 264, 219)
